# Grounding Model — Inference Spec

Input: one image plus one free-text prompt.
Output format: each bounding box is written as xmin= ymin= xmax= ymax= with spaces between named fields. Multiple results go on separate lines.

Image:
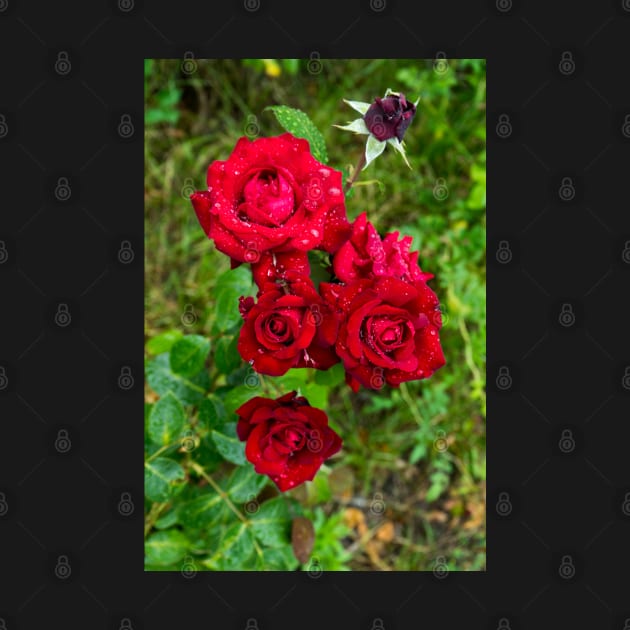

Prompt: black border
xmin=2 ymin=1 xmax=630 ymax=628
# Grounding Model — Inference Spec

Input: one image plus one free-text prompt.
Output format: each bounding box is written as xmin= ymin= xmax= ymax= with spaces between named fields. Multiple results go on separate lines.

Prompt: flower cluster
xmin=191 ymin=101 xmax=445 ymax=491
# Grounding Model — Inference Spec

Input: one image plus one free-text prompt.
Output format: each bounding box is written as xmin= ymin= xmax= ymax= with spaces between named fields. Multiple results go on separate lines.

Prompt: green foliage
xmin=305 ymin=506 xmax=353 ymax=571
xmin=144 ymin=59 xmax=181 ymax=126
xmin=148 ymin=392 xmax=186 ymax=446
xmin=143 ymin=331 xmax=336 ymax=570
xmin=169 ymin=334 xmax=211 ymax=377
xmin=145 ymin=457 xmax=186 ymax=502
xmin=145 ymin=58 xmax=486 ymax=571
xmin=265 ymin=105 xmax=328 ymax=163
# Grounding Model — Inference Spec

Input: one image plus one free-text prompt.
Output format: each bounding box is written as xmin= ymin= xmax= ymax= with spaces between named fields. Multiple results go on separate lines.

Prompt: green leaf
xmin=364 ymin=134 xmax=387 ymax=169
xmin=343 ymin=99 xmax=371 ymax=115
xmin=226 ymin=364 xmax=252 ymax=387
xmin=222 ymin=384 xmax=262 ymax=417
xmin=228 ymin=463 xmax=268 ymax=503
xmin=334 ymin=117 xmax=370 ymax=134
xmin=216 ymin=265 xmax=254 ymax=295
xmin=144 ymin=457 xmax=185 ymax=502
xmin=214 ymin=288 xmax=243 ymax=332
xmin=211 ymin=430 xmax=246 ymax=466
xmin=148 ymin=391 xmax=186 ymax=446
xmin=178 ymin=488 xmax=223 ymax=529
xmin=146 ymin=329 xmax=183 ymax=355
xmin=314 ymin=362 xmax=345 ymax=387
xmin=145 ymin=530 xmax=189 ymax=566
xmin=154 ymin=508 xmax=179 ymax=530
xmin=193 ymin=434 xmax=224 ymax=472
xmin=302 ymin=383 xmax=328 ymax=409
xmin=263 ymin=545 xmax=300 ymax=570
xmin=273 ymin=368 xmax=309 ymax=392
xmin=265 ymin=105 xmax=328 ymax=163
xmin=386 ymin=136 xmax=411 ymax=169
xmin=202 ymin=522 xmax=256 ymax=571
xmin=198 ymin=394 xmax=226 ymax=430
xmin=214 ymin=335 xmax=242 ymax=375
xmin=147 ymin=354 xmax=210 ymax=405
xmin=251 ymin=497 xmax=292 ymax=547
xmin=169 ymin=335 xmax=211 ymax=377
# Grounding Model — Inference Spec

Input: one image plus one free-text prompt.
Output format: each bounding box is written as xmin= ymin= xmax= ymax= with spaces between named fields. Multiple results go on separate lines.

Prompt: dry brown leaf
xmin=375 ymin=521 xmax=395 ymax=542
xmin=291 ymin=517 xmax=315 ymax=564
xmin=426 ymin=510 xmax=449 ymax=524
xmin=344 ymin=507 xmax=367 ymax=536
xmin=463 ymin=499 xmax=485 ymax=531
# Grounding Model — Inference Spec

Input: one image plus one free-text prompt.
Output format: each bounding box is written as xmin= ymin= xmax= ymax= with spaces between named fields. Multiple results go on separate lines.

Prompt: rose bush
xmin=188 ymin=105 xmax=444 ymax=493
xmin=236 ymin=391 xmax=343 ymax=491
xmin=191 ymin=133 xmax=351 ymax=263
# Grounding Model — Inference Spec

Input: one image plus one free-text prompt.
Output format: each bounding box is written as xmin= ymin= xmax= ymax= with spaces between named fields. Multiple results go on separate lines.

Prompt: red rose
xmin=333 ymin=212 xmax=433 ymax=284
xmin=191 ymin=133 xmax=351 ymax=263
xmin=238 ymin=272 xmax=340 ymax=376
xmin=236 ymin=391 xmax=342 ymax=491
xmin=321 ymin=276 xmax=445 ymax=392
xmin=250 ymin=250 xmax=310 ymax=290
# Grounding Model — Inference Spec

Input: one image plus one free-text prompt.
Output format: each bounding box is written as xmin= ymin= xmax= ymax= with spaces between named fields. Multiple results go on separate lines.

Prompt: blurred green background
xmin=145 ymin=58 xmax=486 ymax=571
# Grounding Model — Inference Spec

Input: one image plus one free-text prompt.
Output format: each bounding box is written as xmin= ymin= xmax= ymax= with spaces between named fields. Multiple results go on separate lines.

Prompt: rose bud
xmin=190 ymin=133 xmax=351 ymax=263
xmin=237 ymin=272 xmax=341 ymax=376
xmin=363 ymin=92 xmax=416 ymax=142
xmin=236 ymin=391 xmax=342 ymax=491
xmin=320 ymin=276 xmax=445 ymax=392
xmin=333 ymin=212 xmax=434 ymax=284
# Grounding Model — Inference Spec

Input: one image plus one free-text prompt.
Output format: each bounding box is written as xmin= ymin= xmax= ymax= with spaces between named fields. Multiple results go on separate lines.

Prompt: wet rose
xmin=250 ymin=250 xmax=311 ymax=290
xmin=333 ymin=212 xmax=434 ymax=284
xmin=321 ymin=276 xmax=445 ymax=392
xmin=190 ymin=133 xmax=351 ymax=263
xmin=364 ymin=93 xmax=416 ymax=142
xmin=236 ymin=391 xmax=342 ymax=491
xmin=238 ymin=272 xmax=341 ymax=376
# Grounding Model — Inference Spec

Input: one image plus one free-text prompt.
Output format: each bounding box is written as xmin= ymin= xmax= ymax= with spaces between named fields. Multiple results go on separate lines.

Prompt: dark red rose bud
xmin=364 ymin=93 xmax=416 ymax=142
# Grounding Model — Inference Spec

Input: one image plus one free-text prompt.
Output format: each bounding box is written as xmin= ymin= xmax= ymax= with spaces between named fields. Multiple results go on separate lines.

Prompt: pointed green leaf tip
xmin=387 ymin=137 xmax=412 ymax=169
xmin=343 ymin=99 xmax=371 ymax=115
xmin=265 ymin=105 xmax=328 ymax=163
xmin=364 ymin=134 xmax=387 ymax=169
xmin=333 ymin=118 xmax=370 ymax=135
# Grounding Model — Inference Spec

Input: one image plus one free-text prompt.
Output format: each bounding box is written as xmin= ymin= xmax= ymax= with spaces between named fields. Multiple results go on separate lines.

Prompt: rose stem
xmin=344 ymin=151 xmax=366 ymax=193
